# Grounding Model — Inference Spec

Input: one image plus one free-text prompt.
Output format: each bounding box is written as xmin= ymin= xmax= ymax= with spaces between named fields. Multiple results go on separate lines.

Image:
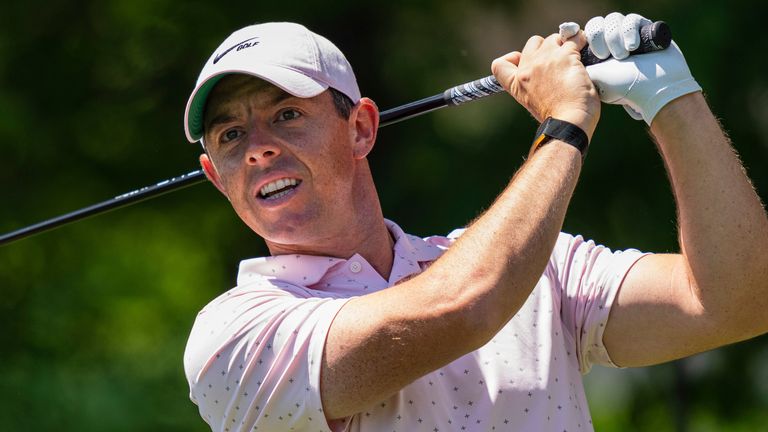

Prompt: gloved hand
xmin=580 ymin=12 xmax=702 ymax=125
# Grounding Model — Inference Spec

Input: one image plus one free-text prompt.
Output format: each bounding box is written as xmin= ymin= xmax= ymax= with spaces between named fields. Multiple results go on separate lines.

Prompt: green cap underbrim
xmin=186 ymin=74 xmax=230 ymax=142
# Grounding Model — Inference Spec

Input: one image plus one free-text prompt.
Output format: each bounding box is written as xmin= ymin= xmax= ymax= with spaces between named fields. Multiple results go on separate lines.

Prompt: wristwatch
xmin=530 ymin=117 xmax=589 ymax=159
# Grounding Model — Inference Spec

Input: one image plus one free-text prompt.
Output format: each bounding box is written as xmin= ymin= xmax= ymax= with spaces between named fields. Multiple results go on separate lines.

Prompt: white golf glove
xmin=578 ymin=12 xmax=702 ymax=125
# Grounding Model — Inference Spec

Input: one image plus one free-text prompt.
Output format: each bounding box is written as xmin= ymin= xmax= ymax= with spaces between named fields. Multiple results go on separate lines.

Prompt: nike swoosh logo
xmin=213 ymin=37 xmax=260 ymax=64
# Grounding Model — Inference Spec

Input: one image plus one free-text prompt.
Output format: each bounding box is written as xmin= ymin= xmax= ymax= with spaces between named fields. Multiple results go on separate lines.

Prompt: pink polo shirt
xmin=184 ymin=220 xmax=646 ymax=432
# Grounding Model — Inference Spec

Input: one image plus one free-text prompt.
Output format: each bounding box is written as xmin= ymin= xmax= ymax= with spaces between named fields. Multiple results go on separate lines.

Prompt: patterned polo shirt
xmin=184 ymin=219 xmax=645 ymax=432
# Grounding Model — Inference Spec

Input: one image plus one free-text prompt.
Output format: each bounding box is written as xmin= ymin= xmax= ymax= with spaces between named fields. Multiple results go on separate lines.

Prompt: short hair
xmin=329 ymin=87 xmax=355 ymax=119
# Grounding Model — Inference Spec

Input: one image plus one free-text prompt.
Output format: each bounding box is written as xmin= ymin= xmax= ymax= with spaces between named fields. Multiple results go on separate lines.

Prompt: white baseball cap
xmin=183 ymin=22 xmax=361 ymax=143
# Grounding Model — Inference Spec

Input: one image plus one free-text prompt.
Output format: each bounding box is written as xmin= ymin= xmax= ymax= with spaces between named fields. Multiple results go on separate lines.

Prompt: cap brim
xmin=184 ymin=65 xmax=329 ymax=143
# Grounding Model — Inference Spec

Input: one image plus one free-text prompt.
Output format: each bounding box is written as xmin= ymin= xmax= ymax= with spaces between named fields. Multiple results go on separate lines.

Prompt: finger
xmin=495 ymin=50 xmax=523 ymax=67
xmin=604 ymin=12 xmax=630 ymax=59
xmin=521 ymin=35 xmax=545 ymax=56
xmin=505 ymin=51 xmax=523 ymax=66
xmin=491 ymin=51 xmax=521 ymax=90
xmin=585 ymin=16 xmax=610 ymax=59
xmin=622 ymin=13 xmax=652 ymax=51
xmin=560 ymin=29 xmax=587 ymax=53
xmin=542 ymin=32 xmax=563 ymax=48
xmin=558 ymin=21 xmax=580 ymax=41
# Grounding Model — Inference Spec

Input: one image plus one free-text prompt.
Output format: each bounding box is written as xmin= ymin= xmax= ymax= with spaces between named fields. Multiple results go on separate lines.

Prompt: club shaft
xmin=1 ymin=21 xmax=672 ymax=246
xmin=0 ymin=99 xmax=456 ymax=247
xmin=1 ymin=171 xmax=207 ymax=246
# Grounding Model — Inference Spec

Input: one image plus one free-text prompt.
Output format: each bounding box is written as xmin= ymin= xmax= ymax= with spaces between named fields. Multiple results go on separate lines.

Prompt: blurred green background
xmin=1 ymin=0 xmax=766 ymax=430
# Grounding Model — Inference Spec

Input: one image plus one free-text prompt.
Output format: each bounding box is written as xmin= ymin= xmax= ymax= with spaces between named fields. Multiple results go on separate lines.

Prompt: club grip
xmin=443 ymin=21 xmax=672 ymax=107
xmin=442 ymin=75 xmax=506 ymax=106
xmin=580 ymin=20 xmax=672 ymax=66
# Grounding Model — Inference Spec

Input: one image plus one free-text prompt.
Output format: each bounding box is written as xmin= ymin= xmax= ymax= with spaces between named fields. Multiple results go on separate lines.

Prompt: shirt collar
xmin=236 ymin=219 xmax=444 ymax=288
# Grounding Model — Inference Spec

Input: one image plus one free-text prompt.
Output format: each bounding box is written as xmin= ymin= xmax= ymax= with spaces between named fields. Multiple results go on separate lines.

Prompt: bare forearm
xmin=322 ymin=142 xmax=582 ymax=419
xmin=426 ymin=142 xmax=582 ymax=339
xmin=651 ymin=92 xmax=768 ymax=336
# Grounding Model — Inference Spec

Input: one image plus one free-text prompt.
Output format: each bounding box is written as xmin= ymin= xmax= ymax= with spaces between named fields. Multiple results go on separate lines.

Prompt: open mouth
xmin=258 ymin=177 xmax=302 ymax=200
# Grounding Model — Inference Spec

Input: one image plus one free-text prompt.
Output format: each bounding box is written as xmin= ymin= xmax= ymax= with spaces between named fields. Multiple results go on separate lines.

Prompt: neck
xmin=266 ymin=215 xmax=395 ymax=279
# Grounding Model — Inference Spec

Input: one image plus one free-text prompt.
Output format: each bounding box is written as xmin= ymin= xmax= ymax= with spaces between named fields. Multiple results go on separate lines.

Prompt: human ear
xmin=350 ymin=97 xmax=379 ymax=159
xmin=199 ymin=153 xmax=227 ymax=196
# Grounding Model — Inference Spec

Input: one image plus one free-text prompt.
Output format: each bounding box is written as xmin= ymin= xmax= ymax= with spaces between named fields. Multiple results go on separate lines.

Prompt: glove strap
xmin=530 ymin=117 xmax=589 ymax=160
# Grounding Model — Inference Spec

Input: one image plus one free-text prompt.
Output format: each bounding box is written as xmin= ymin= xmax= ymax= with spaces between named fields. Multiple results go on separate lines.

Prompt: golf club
xmin=0 ymin=21 xmax=671 ymax=247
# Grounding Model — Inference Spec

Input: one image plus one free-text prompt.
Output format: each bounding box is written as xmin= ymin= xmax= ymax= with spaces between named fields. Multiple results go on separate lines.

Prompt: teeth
xmin=259 ymin=178 xmax=299 ymax=198
xmin=267 ymin=189 xmax=292 ymax=200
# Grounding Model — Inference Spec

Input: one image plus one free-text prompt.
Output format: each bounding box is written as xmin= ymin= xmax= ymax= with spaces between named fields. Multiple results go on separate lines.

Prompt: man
xmin=182 ymin=13 xmax=768 ymax=432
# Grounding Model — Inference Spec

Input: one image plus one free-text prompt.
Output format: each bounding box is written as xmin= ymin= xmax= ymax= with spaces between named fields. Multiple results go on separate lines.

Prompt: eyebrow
xmin=205 ymin=114 xmax=238 ymax=133
xmin=204 ymin=89 xmax=298 ymax=133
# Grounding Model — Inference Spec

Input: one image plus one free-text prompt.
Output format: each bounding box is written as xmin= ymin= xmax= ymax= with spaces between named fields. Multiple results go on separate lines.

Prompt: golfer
xmin=182 ymin=12 xmax=768 ymax=432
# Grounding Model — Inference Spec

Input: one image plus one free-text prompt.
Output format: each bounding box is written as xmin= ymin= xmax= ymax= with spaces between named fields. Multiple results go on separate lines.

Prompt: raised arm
xmin=603 ymin=92 xmax=768 ymax=366
xmin=321 ymin=32 xmax=600 ymax=419
xmin=580 ymin=12 xmax=768 ymax=366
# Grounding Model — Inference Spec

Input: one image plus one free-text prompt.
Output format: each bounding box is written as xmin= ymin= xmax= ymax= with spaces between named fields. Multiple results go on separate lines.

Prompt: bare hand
xmin=492 ymin=32 xmax=601 ymax=139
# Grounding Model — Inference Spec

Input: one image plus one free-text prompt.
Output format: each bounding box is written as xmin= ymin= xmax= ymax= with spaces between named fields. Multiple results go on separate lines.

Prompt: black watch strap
xmin=531 ymin=117 xmax=589 ymax=159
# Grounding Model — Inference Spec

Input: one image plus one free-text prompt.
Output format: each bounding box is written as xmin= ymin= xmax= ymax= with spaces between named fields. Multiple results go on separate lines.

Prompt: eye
xmin=220 ymin=128 xmax=243 ymax=144
xmin=277 ymin=109 xmax=301 ymax=122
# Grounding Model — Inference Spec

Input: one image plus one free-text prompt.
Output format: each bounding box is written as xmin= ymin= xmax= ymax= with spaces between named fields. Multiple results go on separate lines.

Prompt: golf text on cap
xmin=213 ymin=37 xmax=260 ymax=64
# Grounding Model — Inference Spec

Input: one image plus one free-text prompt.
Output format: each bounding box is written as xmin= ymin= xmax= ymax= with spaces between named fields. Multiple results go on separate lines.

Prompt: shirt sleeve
xmin=551 ymin=233 xmax=647 ymax=374
xmin=183 ymin=278 xmax=350 ymax=432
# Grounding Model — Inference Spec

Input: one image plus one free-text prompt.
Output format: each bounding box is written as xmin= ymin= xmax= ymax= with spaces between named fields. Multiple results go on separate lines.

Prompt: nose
xmin=245 ymin=131 xmax=281 ymax=165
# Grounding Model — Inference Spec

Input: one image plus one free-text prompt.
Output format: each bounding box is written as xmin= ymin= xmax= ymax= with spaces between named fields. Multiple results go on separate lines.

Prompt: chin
xmin=250 ymin=211 xmax=325 ymax=246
